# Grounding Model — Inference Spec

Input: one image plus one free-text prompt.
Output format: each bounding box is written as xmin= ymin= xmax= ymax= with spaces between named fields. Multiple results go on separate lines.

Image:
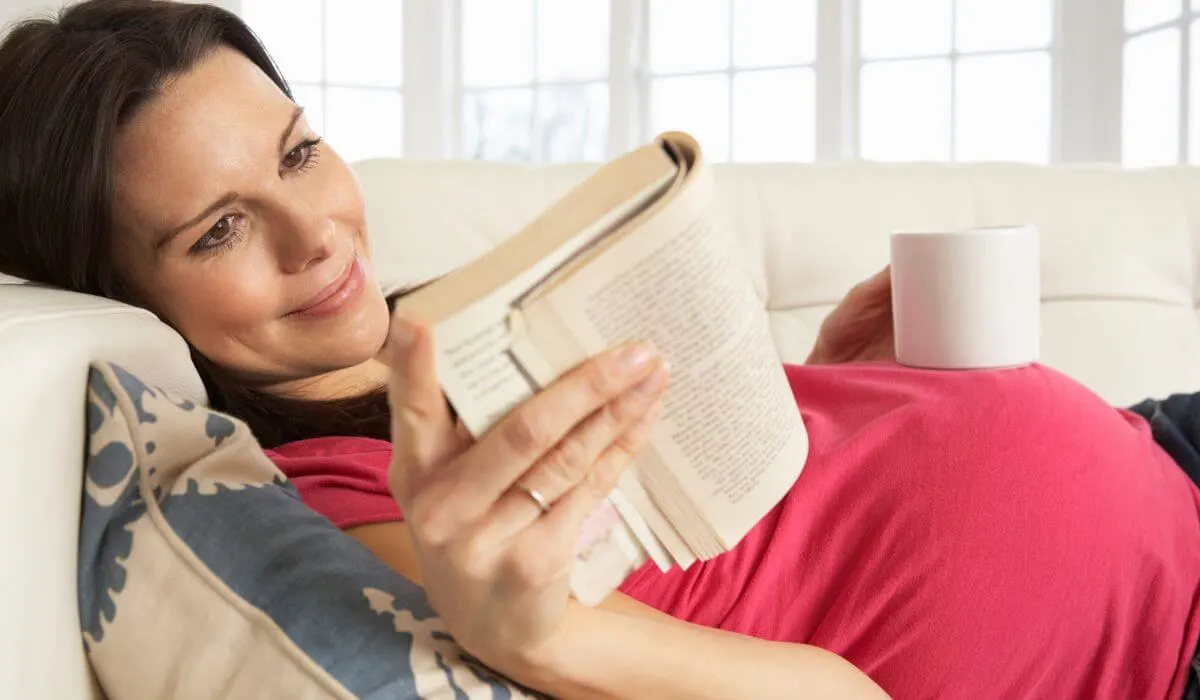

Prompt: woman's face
xmin=112 ymin=46 xmax=390 ymax=391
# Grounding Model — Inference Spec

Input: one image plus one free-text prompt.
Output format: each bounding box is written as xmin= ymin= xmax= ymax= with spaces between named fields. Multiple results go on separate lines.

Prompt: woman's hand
xmin=806 ymin=266 xmax=896 ymax=365
xmin=385 ymin=309 xmax=667 ymax=675
xmin=381 ymin=310 xmax=888 ymax=699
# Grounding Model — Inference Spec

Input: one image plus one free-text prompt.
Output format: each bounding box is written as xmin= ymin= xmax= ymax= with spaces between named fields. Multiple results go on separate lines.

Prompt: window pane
xmin=1122 ymin=28 xmax=1181 ymax=167
xmin=242 ymin=0 xmax=323 ymax=83
xmin=538 ymin=84 xmax=608 ymax=162
xmin=1190 ymin=18 xmax=1200 ymax=163
xmin=1191 ymin=20 xmax=1200 ymax=163
xmin=290 ymin=84 xmax=325 ymax=135
xmin=732 ymin=69 xmax=814 ymax=162
xmin=860 ymin=59 xmax=951 ymax=161
xmin=463 ymin=88 xmax=534 ymax=161
xmin=956 ymin=52 xmax=1050 ymax=163
xmin=463 ymin=0 xmax=534 ymax=87
xmin=325 ymin=88 xmax=403 ymax=163
xmin=956 ymin=0 xmax=1051 ymax=52
xmin=325 ymin=0 xmax=403 ymax=87
xmin=860 ymin=0 xmax=951 ymax=59
xmin=649 ymin=0 xmax=730 ymax=74
xmin=733 ymin=0 xmax=817 ymax=68
xmin=537 ymin=0 xmax=608 ymax=81
xmin=1125 ymin=0 xmax=1182 ymax=33
xmin=651 ymin=74 xmax=730 ymax=161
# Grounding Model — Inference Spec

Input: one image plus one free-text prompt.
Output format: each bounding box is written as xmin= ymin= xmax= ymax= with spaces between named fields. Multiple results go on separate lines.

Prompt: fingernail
xmin=634 ymin=366 xmax=667 ymax=396
xmin=618 ymin=342 xmax=658 ymax=375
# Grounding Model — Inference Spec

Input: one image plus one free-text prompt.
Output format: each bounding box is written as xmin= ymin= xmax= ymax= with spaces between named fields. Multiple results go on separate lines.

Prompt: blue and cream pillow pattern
xmin=80 ymin=361 xmax=537 ymax=699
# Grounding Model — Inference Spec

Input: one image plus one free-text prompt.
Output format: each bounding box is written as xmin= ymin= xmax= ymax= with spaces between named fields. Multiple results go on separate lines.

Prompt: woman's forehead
xmin=112 ymin=47 xmax=295 ymax=238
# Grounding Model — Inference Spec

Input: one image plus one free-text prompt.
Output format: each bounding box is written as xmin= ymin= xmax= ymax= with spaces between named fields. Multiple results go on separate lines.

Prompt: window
xmin=459 ymin=0 xmax=610 ymax=162
xmin=451 ymin=0 xmax=817 ymax=164
xmin=644 ymin=0 xmax=817 ymax=163
xmin=242 ymin=0 xmax=405 ymax=164
xmin=231 ymin=1 xmax=1169 ymax=167
xmin=859 ymin=0 xmax=1053 ymax=163
xmin=1121 ymin=0 xmax=1200 ymax=167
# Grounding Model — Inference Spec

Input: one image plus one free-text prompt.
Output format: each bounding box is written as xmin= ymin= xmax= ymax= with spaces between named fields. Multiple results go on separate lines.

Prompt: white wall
xmin=0 ymin=0 xmax=58 ymax=30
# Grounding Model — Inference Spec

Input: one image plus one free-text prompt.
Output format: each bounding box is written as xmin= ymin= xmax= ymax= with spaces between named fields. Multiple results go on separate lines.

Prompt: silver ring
xmin=517 ymin=484 xmax=551 ymax=514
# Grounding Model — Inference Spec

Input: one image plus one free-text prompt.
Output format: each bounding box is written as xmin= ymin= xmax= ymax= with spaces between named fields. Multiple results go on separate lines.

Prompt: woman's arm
xmin=380 ymin=310 xmax=888 ymax=699
xmin=350 ymin=522 xmax=885 ymax=700
xmin=513 ymin=602 xmax=884 ymax=700
xmin=348 ymin=520 xmax=680 ymax=624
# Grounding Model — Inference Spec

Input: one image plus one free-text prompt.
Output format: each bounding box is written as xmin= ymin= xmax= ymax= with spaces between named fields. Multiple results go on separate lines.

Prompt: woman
xmin=2 ymin=2 xmax=1199 ymax=698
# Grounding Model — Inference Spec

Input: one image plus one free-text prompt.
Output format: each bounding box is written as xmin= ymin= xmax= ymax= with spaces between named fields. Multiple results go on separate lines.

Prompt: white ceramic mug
xmin=890 ymin=225 xmax=1040 ymax=370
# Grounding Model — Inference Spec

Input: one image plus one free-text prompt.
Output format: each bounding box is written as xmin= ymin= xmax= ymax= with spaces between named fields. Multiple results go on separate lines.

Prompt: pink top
xmin=268 ymin=362 xmax=1200 ymax=698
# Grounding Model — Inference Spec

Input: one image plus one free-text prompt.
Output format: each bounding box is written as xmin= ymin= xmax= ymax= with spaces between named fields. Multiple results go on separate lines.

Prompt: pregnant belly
xmin=621 ymin=362 xmax=1200 ymax=699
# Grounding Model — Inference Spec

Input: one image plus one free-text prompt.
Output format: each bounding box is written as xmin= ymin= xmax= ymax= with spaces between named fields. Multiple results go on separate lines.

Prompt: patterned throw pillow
xmin=79 ymin=361 xmax=538 ymax=699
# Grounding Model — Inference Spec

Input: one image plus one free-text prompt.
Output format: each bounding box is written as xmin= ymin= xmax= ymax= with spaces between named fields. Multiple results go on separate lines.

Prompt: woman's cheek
xmin=315 ymin=152 xmax=368 ymax=236
xmin=168 ymin=256 xmax=281 ymax=336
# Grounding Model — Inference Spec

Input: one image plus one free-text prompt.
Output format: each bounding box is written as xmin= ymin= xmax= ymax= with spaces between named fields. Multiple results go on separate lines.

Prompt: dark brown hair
xmin=0 ymin=0 xmax=390 ymax=448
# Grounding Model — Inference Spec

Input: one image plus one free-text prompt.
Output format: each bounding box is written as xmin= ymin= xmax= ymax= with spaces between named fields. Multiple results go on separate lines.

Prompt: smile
xmin=290 ymin=256 xmax=366 ymax=319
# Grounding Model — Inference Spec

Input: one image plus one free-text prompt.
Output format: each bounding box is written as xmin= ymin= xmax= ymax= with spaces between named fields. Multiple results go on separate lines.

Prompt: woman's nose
xmin=276 ymin=202 xmax=336 ymax=274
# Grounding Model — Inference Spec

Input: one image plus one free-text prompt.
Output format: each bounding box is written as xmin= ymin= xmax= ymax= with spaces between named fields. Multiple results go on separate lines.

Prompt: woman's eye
xmin=207 ymin=216 xmax=234 ymax=242
xmin=282 ymin=144 xmax=308 ymax=170
xmin=281 ymin=137 xmax=322 ymax=173
xmin=189 ymin=214 xmax=242 ymax=255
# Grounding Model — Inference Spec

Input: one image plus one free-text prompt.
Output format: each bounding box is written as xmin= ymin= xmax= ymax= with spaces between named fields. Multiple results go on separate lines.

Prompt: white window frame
xmin=859 ymin=5 xmax=1055 ymax=162
xmin=456 ymin=1 xmax=613 ymax=162
xmin=402 ymin=0 xmax=456 ymax=159
xmin=232 ymin=0 xmax=1137 ymax=165
xmin=629 ymin=1 xmax=821 ymax=162
xmin=1057 ymin=0 xmax=1124 ymax=163
xmin=1121 ymin=0 xmax=1200 ymax=165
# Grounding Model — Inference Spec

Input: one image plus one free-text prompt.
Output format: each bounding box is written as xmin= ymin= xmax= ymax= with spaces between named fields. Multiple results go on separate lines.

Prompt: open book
xmin=393 ymin=132 xmax=809 ymax=604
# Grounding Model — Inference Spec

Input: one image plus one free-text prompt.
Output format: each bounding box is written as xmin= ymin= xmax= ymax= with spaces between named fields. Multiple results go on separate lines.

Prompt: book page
xmin=516 ymin=166 xmax=809 ymax=551
xmin=413 ymin=131 xmax=690 ymax=438
xmin=431 ymin=308 xmax=535 ymax=437
xmin=427 ymin=146 xmax=679 ymax=435
xmin=395 ymin=146 xmax=678 ymax=324
xmin=569 ymin=502 xmax=649 ymax=606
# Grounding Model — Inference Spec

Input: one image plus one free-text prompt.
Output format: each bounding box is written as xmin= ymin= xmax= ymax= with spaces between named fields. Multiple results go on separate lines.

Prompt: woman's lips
xmin=291 ymin=256 xmax=366 ymax=319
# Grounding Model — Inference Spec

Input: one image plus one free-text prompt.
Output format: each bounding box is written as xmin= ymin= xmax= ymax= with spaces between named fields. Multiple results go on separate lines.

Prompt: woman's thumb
xmin=387 ymin=309 xmax=455 ymax=466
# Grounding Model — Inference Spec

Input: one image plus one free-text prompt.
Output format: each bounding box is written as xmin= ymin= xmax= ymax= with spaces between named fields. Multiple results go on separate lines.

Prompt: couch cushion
xmin=0 ymin=286 xmax=204 ymax=700
xmin=354 ymin=158 xmax=1200 ymax=406
xmin=79 ymin=361 xmax=533 ymax=700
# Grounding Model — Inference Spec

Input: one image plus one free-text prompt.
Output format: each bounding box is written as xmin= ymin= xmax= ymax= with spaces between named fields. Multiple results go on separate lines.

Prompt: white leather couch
xmin=5 ymin=159 xmax=1200 ymax=699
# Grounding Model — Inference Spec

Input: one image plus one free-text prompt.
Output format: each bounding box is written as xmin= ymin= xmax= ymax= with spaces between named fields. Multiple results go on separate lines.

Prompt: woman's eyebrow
xmin=153 ymin=107 xmax=306 ymax=252
xmin=278 ymin=106 xmax=304 ymax=154
xmin=155 ymin=192 xmax=239 ymax=252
